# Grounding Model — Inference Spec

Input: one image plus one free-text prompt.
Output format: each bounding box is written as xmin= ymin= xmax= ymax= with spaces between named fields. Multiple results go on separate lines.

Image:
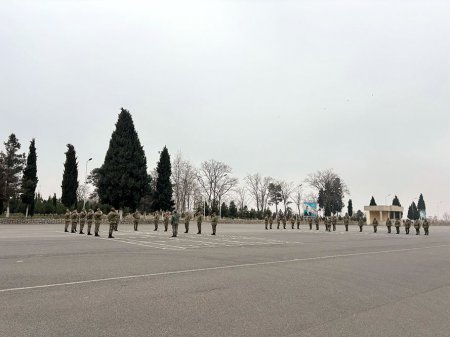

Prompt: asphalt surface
xmin=1 ymin=223 xmax=449 ymax=337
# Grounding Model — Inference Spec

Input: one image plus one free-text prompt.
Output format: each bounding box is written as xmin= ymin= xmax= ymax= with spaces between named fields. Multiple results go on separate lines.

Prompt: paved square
xmin=1 ymin=223 xmax=449 ymax=337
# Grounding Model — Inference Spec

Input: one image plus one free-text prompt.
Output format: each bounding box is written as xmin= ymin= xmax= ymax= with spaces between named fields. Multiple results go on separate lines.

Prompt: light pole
xmin=83 ymin=158 xmax=92 ymax=210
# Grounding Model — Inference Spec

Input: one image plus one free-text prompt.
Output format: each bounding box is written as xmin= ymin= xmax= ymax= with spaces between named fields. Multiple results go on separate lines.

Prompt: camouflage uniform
xmin=269 ymin=216 xmax=273 ymax=229
xmin=414 ymin=219 xmax=421 ymax=235
xmin=331 ymin=216 xmax=337 ymax=231
xmin=385 ymin=218 xmax=392 ymax=234
xmin=153 ymin=212 xmax=160 ymax=231
xmin=394 ymin=219 xmax=401 ymax=234
xmin=211 ymin=213 xmax=218 ymax=235
xmin=296 ymin=216 xmax=301 ymax=230
xmin=344 ymin=215 xmax=349 ymax=232
xmin=277 ymin=216 xmax=281 ymax=230
xmin=86 ymin=209 xmax=94 ymax=235
xmin=372 ymin=218 xmax=378 ymax=233
xmin=78 ymin=210 xmax=87 ymax=234
xmin=308 ymin=217 xmax=313 ymax=230
xmin=423 ymin=219 xmax=429 ymax=235
xmin=64 ymin=210 xmax=71 ymax=232
xmin=264 ymin=216 xmax=269 ymax=230
xmin=358 ymin=217 xmax=365 ymax=232
xmin=71 ymin=210 xmax=79 ymax=233
xmin=164 ymin=212 xmax=170 ymax=232
xmin=171 ymin=211 xmax=180 ymax=237
xmin=314 ymin=217 xmax=320 ymax=230
xmin=404 ymin=219 xmax=411 ymax=234
xmin=197 ymin=213 xmax=203 ymax=234
xmin=290 ymin=217 xmax=295 ymax=229
xmin=133 ymin=211 xmax=141 ymax=231
xmin=326 ymin=217 xmax=331 ymax=232
xmin=184 ymin=212 xmax=191 ymax=233
xmin=94 ymin=209 xmax=103 ymax=237
xmin=107 ymin=208 xmax=119 ymax=238
xmin=282 ymin=216 xmax=287 ymax=230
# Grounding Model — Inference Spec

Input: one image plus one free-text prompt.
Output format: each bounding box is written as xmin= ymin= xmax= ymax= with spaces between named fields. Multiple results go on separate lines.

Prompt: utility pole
xmin=82 ymin=158 xmax=92 ymax=210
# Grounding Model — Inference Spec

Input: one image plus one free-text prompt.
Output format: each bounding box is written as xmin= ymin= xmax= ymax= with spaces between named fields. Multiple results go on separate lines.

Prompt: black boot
xmin=87 ymin=232 xmax=92 ymax=235
xmin=95 ymin=233 xmax=100 ymax=237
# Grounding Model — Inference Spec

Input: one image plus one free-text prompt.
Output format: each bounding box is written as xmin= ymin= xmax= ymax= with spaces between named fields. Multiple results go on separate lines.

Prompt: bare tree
xmin=235 ymin=186 xmax=248 ymax=212
xmin=197 ymin=159 xmax=238 ymax=210
xmin=244 ymin=173 xmax=272 ymax=213
xmin=172 ymin=152 xmax=198 ymax=212
xmin=291 ymin=184 xmax=303 ymax=216
xmin=305 ymin=169 xmax=349 ymax=194
xmin=279 ymin=180 xmax=295 ymax=214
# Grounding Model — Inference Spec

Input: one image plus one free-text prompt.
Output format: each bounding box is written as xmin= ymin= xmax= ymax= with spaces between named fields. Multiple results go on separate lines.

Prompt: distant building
xmin=364 ymin=205 xmax=404 ymax=224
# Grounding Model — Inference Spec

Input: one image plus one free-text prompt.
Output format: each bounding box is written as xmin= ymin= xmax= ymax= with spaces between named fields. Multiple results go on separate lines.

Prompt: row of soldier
xmin=64 ymin=209 xmax=220 ymax=239
xmin=263 ymin=215 xmax=430 ymax=235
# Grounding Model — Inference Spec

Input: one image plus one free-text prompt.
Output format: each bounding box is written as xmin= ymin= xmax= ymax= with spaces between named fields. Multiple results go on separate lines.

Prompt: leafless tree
xmin=305 ymin=169 xmax=349 ymax=194
xmin=245 ymin=173 xmax=272 ymax=212
xmin=279 ymin=180 xmax=295 ymax=214
xmin=172 ymin=152 xmax=198 ymax=212
xmin=235 ymin=186 xmax=249 ymax=211
xmin=291 ymin=184 xmax=303 ymax=216
xmin=196 ymin=159 xmax=238 ymax=208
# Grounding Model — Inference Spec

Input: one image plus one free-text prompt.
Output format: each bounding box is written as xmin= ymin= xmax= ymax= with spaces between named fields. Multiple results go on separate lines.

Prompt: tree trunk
xmin=6 ymin=204 xmax=10 ymax=218
xmin=25 ymin=205 xmax=29 ymax=218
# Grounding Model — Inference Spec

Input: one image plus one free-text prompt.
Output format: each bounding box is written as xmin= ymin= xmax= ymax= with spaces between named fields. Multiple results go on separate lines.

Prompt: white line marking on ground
xmin=1 ymin=244 xmax=449 ymax=293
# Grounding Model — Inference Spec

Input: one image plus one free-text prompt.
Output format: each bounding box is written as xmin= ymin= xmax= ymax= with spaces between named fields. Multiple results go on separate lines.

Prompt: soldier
xmin=71 ymin=210 xmax=79 ymax=233
xmin=133 ymin=210 xmax=141 ymax=231
xmin=78 ymin=209 xmax=87 ymax=234
xmin=86 ymin=208 xmax=94 ymax=235
xmin=184 ymin=212 xmax=191 ymax=233
xmin=314 ymin=216 xmax=320 ymax=230
xmin=386 ymin=217 xmax=392 ymax=234
xmin=308 ymin=217 xmax=313 ymax=230
xmin=414 ymin=219 xmax=421 ymax=235
xmin=423 ymin=219 xmax=430 ymax=235
xmin=344 ymin=215 xmax=350 ymax=232
xmin=372 ymin=217 xmax=378 ymax=233
xmin=404 ymin=219 xmax=411 ymax=234
xmin=277 ymin=216 xmax=281 ymax=230
xmin=394 ymin=218 xmax=401 ymax=234
xmin=164 ymin=212 xmax=170 ymax=232
xmin=64 ymin=209 xmax=71 ymax=232
xmin=153 ymin=211 xmax=160 ymax=231
xmin=296 ymin=215 xmax=301 ymax=230
xmin=197 ymin=212 xmax=203 ymax=234
xmin=290 ymin=216 xmax=295 ymax=229
xmin=282 ymin=215 xmax=287 ymax=229
xmin=331 ymin=216 xmax=337 ymax=231
xmin=107 ymin=207 xmax=119 ymax=238
xmin=358 ymin=217 xmax=365 ymax=232
xmin=326 ymin=217 xmax=331 ymax=232
xmin=211 ymin=212 xmax=218 ymax=235
xmin=171 ymin=210 xmax=180 ymax=237
xmin=269 ymin=215 xmax=273 ymax=229
xmin=264 ymin=215 xmax=269 ymax=230
xmin=94 ymin=208 xmax=103 ymax=237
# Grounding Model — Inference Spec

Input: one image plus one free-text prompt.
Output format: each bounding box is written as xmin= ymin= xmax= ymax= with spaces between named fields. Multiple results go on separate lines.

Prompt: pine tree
xmin=20 ymin=139 xmax=38 ymax=217
xmin=347 ymin=199 xmax=353 ymax=216
xmin=268 ymin=183 xmax=282 ymax=214
xmin=97 ymin=108 xmax=150 ymax=211
xmin=392 ymin=195 xmax=401 ymax=206
xmin=61 ymin=144 xmax=79 ymax=208
xmin=370 ymin=196 xmax=377 ymax=206
xmin=1 ymin=134 xmax=26 ymax=217
xmin=417 ymin=194 xmax=426 ymax=212
xmin=152 ymin=146 xmax=174 ymax=211
xmin=221 ymin=202 xmax=229 ymax=218
xmin=229 ymin=201 xmax=238 ymax=218
xmin=412 ymin=201 xmax=420 ymax=220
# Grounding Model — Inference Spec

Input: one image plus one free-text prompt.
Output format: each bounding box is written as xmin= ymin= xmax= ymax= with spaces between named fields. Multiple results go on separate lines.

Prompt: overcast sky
xmin=1 ymin=0 xmax=449 ymax=217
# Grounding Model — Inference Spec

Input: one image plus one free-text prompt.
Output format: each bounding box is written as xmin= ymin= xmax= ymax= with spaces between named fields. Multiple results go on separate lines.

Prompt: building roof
xmin=364 ymin=205 xmax=404 ymax=212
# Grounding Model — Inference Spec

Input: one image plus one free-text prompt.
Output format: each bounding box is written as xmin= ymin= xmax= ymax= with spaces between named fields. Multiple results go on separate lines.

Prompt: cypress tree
xmin=61 ymin=144 xmax=79 ymax=208
xmin=97 ymin=108 xmax=150 ymax=210
xmin=229 ymin=201 xmax=238 ymax=218
xmin=152 ymin=146 xmax=174 ymax=211
xmin=412 ymin=201 xmax=420 ymax=220
xmin=347 ymin=199 xmax=353 ymax=216
xmin=21 ymin=139 xmax=38 ymax=217
xmin=417 ymin=194 xmax=426 ymax=212
xmin=370 ymin=196 xmax=377 ymax=206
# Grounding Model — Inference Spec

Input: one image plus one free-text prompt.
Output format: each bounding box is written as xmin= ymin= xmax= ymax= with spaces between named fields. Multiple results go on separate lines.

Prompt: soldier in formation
xmin=79 ymin=209 xmax=87 ymax=234
xmin=171 ymin=210 xmax=180 ymax=237
xmin=269 ymin=215 xmax=273 ymax=229
xmin=164 ymin=212 xmax=170 ymax=232
xmin=331 ymin=216 xmax=337 ymax=231
xmin=358 ymin=217 xmax=365 ymax=232
xmin=133 ymin=210 xmax=141 ymax=231
xmin=395 ymin=218 xmax=401 ymax=234
xmin=211 ymin=212 xmax=218 ymax=235
xmin=404 ymin=219 xmax=411 ymax=234
xmin=423 ymin=219 xmax=430 ymax=235
xmin=86 ymin=209 xmax=94 ymax=235
xmin=414 ymin=219 xmax=421 ymax=235
xmin=64 ymin=209 xmax=71 ymax=232
xmin=264 ymin=215 xmax=269 ymax=230
xmin=94 ymin=208 xmax=103 ymax=237
xmin=184 ymin=212 xmax=192 ymax=233
xmin=343 ymin=215 xmax=349 ymax=232
xmin=71 ymin=210 xmax=78 ymax=233
xmin=386 ymin=217 xmax=392 ymax=234
xmin=372 ymin=217 xmax=378 ymax=233
xmin=314 ymin=216 xmax=320 ymax=230
xmin=282 ymin=215 xmax=287 ymax=230
xmin=308 ymin=217 xmax=313 ymax=230
xmin=296 ymin=216 xmax=301 ymax=230
xmin=107 ymin=208 xmax=119 ymax=239
xmin=197 ymin=212 xmax=203 ymax=234
xmin=290 ymin=216 xmax=295 ymax=229
xmin=153 ymin=211 xmax=160 ymax=231
xmin=277 ymin=216 xmax=281 ymax=230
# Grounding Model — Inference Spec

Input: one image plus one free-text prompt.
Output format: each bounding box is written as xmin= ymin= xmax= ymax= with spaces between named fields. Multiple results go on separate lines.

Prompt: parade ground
xmin=1 ymin=223 xmax=450 ymax=337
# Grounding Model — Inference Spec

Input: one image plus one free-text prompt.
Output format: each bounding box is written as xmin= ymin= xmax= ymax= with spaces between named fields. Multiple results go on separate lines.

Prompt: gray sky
xmin=1 ymin=0 xmax=449 ymax=217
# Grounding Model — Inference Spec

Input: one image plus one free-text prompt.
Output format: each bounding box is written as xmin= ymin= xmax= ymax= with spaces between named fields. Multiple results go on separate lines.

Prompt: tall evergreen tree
xmin=97 ymin=108 xmax=150 ymax=211
xmin=21 ymin=139 xmax=38 ymax=217
xmin=347 ymin=199 xmax=353 ymax=216
xmin=229 ymin=201 xmax=238 ymax=218
xmin=370 ymin=196 xmax=377 ymax=206
xmin=417 ymin=194 xmax=426 ymax=212
xmin=392 ymin=195 xmax=401 ymax=206
xmin=61 ymin=144 xmax=79 ymax=208
xmin=412 ymin=201 xmax=420 ymax=220
xmin=1 ymin=134 xmax=26 ymax=216
xmin=152 ymin=146 xmax=174 ymax=211
xmin=268 ymin=183 xmax=282 ymax=214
